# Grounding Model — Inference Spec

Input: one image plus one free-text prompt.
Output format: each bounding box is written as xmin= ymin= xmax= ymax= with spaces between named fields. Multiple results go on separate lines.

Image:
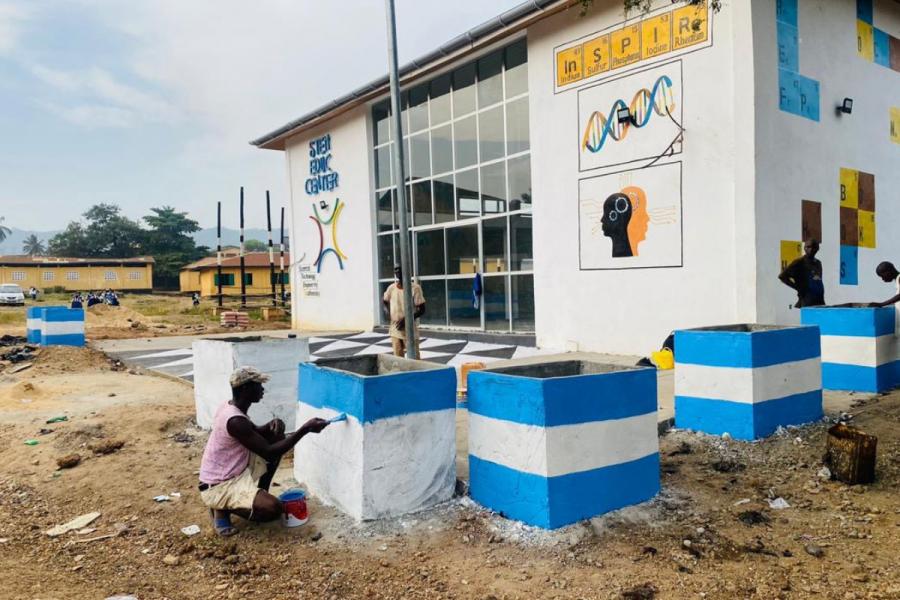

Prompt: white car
xmin=0 ymin=284 xmax=26 ymax=306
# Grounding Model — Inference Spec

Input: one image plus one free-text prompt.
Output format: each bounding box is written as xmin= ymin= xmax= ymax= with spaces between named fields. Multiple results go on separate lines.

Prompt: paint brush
xmin=328 ymin=413 xmax=347 ymax=423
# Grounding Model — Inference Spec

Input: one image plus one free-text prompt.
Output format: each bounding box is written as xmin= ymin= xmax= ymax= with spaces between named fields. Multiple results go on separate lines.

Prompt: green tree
xmin=49 ymin=204 xmax=146 ymax=257
xmin=22 ymin=234 xmax=46 ymax=256
xmin=0 ymin=217 xmax=10 ymax=244
xmin=143 ymin=206 xmax=209 ymax=287
xmin=243 ymin=239 xmax=268 ymax=252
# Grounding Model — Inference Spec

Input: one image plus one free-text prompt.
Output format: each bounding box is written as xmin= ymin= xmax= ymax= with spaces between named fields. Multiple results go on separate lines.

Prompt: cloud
xmin=0 ymin=2 xmax=28 ymax=56
xmin=29 ymin=64 xmax=180 ymax=127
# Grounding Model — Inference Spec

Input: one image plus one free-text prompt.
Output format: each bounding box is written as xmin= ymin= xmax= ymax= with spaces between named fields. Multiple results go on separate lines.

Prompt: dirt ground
xmin=0 ymin=294 xmax=290 ymax=340
xmin=1 ymin=350 xmax=899 ymax=600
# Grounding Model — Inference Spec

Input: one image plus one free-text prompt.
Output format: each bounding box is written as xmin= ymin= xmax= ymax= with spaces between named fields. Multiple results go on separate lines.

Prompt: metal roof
xmin=0 ymin=255 xmax=155 ymax=267
xmin=251 ymin=0 xmax=567 ymax=150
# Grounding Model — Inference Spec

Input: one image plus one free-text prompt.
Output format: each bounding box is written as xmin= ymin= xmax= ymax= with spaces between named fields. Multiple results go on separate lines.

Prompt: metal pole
xmin=279 ymin=207 xmax=287 ymax=307
xmin=266 ymin=191 xmax=277 ymax=308
xmin=216 ymin=201 xmax=223 ymax=307
xmin=384 ymin=0 xmax=417 ymax=359
xmin=239 ymin=186 xmax=247 ymax=309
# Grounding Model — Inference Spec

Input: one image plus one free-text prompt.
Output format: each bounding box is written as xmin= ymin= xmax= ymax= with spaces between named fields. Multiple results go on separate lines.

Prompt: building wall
xmin=179 ymin=270 xmax=201 ymax=293
xmin=0 ymin=264 xmax=154 ymax=291
xmin=753 ymin=0 xmax=900 ymax=324
xmin=283 ymin=106 xmax=377 ymax=332
xmin=191 ymin=266 xmax=286 ymax=298
xmin=527 ymin=0 xmax=753 ymax=354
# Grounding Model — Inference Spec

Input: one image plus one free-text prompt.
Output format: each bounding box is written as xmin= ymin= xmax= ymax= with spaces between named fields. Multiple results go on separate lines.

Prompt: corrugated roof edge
xmin=250 ymin=0 xmax=563 ymax=149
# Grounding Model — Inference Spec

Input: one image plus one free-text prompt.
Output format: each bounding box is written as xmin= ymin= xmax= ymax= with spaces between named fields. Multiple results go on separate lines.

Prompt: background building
xmin=253 ymin=0 xmax=900 ymax=355
xmin=180 ymin=252 xmax=291 ymax=298
xmin=0 ymin=256 xmax=154 ymax=291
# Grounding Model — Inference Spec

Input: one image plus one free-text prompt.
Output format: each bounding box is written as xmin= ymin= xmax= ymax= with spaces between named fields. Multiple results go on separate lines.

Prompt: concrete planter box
xmin=801 ymin=306 xmax=900 ymax=392
xmin=193 ymin=336 xmax=309 ymax=430
xmin=26 ymin=305 xmax=65 ymax=343
xmin=674 ymin=324 xmax=822 ymax=440
xmin=39 ymin=307 xmax=85 ymax=347
xmin=295 ymin=355 xmax=456 ymax=521
xmin=467 ymin=361 xmax=659 ymax=530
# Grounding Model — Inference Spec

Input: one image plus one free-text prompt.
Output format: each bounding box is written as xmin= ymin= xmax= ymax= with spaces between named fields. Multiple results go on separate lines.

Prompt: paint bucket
xmin=279 ymin=489 xmax=309 ymax=527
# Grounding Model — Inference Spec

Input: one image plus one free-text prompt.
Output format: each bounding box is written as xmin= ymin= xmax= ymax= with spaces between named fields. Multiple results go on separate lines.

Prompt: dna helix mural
xmin=580 ymin=75 xmax=676 ymax=154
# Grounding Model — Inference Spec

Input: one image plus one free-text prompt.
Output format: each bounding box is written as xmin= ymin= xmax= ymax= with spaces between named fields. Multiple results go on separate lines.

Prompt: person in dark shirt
xmin=779 ymin=239 xmax=825 ymax=308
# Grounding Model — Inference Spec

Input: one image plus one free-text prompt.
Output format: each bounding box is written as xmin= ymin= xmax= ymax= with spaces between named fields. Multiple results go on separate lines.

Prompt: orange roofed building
xmin=179 ymin=252 xmax=290 ymax=297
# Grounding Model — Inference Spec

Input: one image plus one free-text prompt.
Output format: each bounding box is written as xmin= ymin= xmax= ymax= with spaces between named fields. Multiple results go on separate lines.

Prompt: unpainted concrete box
xmin=467 ymin=361 xmax=660 ymax=530
xmin=674 ymin=324 xmax=823 ymax=440
xmin=801 ymin=306 xmax=900 ymax=392
xmin=294 ymin=355 xmax=456 ymax=521
xmin=193 ymin=336 xmax=310 ymax=430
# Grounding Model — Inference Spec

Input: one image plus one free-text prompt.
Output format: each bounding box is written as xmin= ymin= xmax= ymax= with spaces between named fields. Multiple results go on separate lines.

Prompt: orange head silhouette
xmin=623 ymin=185 xmax=649 ymax=256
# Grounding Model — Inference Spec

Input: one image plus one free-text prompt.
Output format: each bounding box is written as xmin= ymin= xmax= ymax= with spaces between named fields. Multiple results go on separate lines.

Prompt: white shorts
xmin=200 ymin=454 xmax=267 ymax=512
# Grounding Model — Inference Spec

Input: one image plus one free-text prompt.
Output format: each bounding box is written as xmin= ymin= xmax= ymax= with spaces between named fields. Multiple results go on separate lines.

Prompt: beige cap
xmin=229 ymin=366 xmax=271 ymax=388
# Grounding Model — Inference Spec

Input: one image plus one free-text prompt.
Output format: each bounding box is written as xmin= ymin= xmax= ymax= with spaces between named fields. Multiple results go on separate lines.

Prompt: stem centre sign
xmin=305 ymin=134 xmax=339 ymax=195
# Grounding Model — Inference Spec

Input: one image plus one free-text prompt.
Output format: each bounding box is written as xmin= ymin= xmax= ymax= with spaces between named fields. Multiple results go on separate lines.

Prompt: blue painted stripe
xmin=801 ymin=306 xmax=895 ymax=337
xmin=40 ymin=334 xmax=86 ymax=347
xmin=298 ymin=362 xmax=456 ymax=423
xmin=777 ymin=21 xmax=799 ymax=72
xmin=874 ymin=28 xmax=892 ymax=67
xmin=857 ymin=0 xmax=873 ymax=25
xmin=675 ymin=390 xmax=823 ymax=440
xmin=776 ymin=0 xmax=798 ymax=27
xmin=675 ymin=326 xmax=820 ymax=368
xmin=468 ymin=453 xmax=660 ymax=530
xmin=41 ymin=307 xmax=85 ymax=322
xmin=822 ymin=361 xmax=900 ymax=393
xmin=468 ymin=368 xmax=656 ymax=427
xmin=27 ymin=330 xmax=40 ymax=343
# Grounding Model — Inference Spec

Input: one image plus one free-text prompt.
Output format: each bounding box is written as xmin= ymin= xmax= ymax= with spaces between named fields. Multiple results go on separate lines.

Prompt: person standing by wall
xmin=869 ymin=262 xmax=900 ymax=331
xmin=778 ymin=239 xmax=825 ymax=308
xmin=382 ymin=264 xmax=425 ymax=359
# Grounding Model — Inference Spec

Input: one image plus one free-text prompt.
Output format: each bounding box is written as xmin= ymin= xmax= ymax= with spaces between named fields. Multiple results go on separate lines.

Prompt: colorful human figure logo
xmin=309 ymin=198 xmax=347 ymax=272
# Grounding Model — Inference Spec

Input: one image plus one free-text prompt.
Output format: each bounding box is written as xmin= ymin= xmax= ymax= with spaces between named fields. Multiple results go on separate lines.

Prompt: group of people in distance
xmin=70 ymin=289 xmax=119 ymax=309
xmin=778 ymin=239 xmax=900 ymax=310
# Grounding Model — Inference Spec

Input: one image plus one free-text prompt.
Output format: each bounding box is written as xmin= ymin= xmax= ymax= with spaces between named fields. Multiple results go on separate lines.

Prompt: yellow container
xmin=651 ymin=349 xmax=674 ymax=370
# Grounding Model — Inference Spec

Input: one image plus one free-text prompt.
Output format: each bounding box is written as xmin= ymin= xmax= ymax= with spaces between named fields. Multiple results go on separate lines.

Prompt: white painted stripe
xmin=315 ymin=339 xmax=369 ymax=353
xmin=41 ymin=321 xmax=85 ymax=336
xmin=445 ymin=353 xmax=503 ymax=368
xmin=468 ymin=412 xmax=658 ymax=478
xmin=675 ymin=358 xmax=821 ymax=404
xmin=155 ymin=356 xmax=195 ymax=369
xmin=26 ymin=318 xmax=40 ymax=330
xmin=133 ymin=349 xmax=194 ymax=360
xmin=419 ymin=337 xmax=465 ymax=349
xmin=460 ymin=341 xmax=514 ymax=353
xmin=821 ymin=334 xmax=898 ymax=367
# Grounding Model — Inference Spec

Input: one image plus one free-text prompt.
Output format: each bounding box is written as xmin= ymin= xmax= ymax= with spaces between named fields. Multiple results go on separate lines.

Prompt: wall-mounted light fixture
xmin=616 ymin=106 xmax=634 ymax=126
xmin=836 ymin=97 xmax=853 ymax=115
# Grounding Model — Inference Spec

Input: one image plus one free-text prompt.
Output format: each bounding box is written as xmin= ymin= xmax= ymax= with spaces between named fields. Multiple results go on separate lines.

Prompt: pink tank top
xmin=199 ymin=403 xmax=251 ymax=485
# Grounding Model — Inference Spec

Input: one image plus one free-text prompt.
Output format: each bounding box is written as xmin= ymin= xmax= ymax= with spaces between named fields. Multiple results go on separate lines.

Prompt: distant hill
xmin=0 ymin=229 xmax=60 ymax=255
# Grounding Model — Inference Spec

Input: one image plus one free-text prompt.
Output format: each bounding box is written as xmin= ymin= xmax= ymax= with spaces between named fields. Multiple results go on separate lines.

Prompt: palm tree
xmin=22 ymin=234 xmax=46 ymax=256
xmin=0 ymin=217 xmax=10 ymax=244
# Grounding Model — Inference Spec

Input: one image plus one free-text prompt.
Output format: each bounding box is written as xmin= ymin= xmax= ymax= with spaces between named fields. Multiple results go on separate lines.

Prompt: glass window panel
xmin=506 ymin=98 xmax=530 ymax=155
xmin=478 ymin=106 xmax=504 ymax=163
xmin=446 ymin=224 xmax=479 ymax=275
xmin=510 ymin=214 xmax=533 ymax=271
xmin=452 ymin=63 xmax=476 ymax=117
xmin=505 ymin=39 xmax=528 ymax=97
xmin=378 ymin=281 xmax=392 ymax=325
xmin=481 ymin=162 xmax=507 ymax=215
xmin=410 ymin=132 xmax=430 ymax=180
xmin=416 ymin=229 xmax=445 ymax=276
xmin=454 ymin=116 xmax=477 ymax=169
xmin=377 ymin=234 xmax=395 ymax=279
xmin=511 ymin=274 xmax=535 ymax=331
xmin=456 ymin=168 xmax=479 ymax=219
xmin=482 ymin=217 xmax=508 ymax=273
xmin=483 ymin=275 xmax=509 ymax=331
xmin=431 ymin=124 xmax=453 ymax=175
xmin=448 ymin=277 xmax=480 ymax=327
xmin=433 ymin=175 xmax=455 ymax=224
xmin=393 ymin=184 xmax=413 ymax=227
xmin=392 ymin=231 xmax=412 ymax=273
xmin=508 ymin=155 xmax=531 ymax=210
xmin=373 ymin=101 xmax=391 ymax=145
xmin=430 ymin=74 xmax=451 ymax=125
xmin=477 ymin=50 xmax=503 ymax=108
xmin=399 ymin=90 xmax=409 ymax=139
xmin=412 ymin=180 xmax=432 ymax=226
xmin=375 ymin=145 xmax=392 ymax=189
xmin=402 ymin=138 xmax=411 ymax=183
xmin=408 ymin=84 xmax=429 ymax=133
xmin=419 ymin=279 xmax=447 ymax=326
xmin=376 ymin=189 xmax=393 ymax=232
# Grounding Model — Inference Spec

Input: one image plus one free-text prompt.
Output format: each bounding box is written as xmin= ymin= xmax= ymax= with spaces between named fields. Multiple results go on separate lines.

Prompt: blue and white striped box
xmin=467 ymin=361 xmax=659 ymax=530
xmin=294 ymin=355 xmax=457 ymax=521
xmin=26 ymin=305 xmax=65 ymax=343
xmin=801 ymin=307 xmax=900 ymax=392
xmin=39 ymin=307 xmax=85 ymax=347
xmin=674 ymin=324 xmax=822 ymax=440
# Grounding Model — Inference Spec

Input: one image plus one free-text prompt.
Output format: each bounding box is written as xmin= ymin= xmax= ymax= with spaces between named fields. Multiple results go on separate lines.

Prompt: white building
xmin=253 ymin=0 xmax=900 ymax=355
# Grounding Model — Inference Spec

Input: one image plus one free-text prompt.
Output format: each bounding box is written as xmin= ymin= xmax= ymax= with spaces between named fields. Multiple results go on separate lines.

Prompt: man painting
xmin=869 ymin=262 xmax=900 ymax=331
xmin=382 ymin=265 xmax=425 ymax=358
xmin=198 ymin=366 xmax=330 ymax=536
xmin=779 ymin=239 xmax=825 ymax=308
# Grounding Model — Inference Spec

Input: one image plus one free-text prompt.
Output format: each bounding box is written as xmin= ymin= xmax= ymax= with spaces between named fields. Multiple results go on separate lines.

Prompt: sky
xmin=0 ymin=0 xmax=523 ymax=232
